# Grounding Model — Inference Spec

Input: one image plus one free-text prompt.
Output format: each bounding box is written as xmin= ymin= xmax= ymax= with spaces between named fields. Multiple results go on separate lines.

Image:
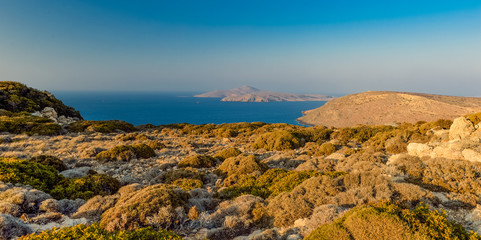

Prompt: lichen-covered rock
xmin=0 ymin=213 xmax=32 ymax=239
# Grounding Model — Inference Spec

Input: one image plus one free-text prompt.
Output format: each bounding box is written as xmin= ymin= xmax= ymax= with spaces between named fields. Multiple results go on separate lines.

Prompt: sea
xmin=53 ymin=91 xmax=326 ymax=126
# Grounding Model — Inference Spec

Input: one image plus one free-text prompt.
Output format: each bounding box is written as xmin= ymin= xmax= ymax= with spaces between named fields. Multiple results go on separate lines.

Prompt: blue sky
xmin=0 ymin=0 xmax=480 ymax=95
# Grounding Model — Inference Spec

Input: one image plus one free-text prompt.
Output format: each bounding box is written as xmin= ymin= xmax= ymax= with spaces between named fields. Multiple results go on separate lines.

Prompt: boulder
xmin=407 ymin=143 xmax=432 ymax=158
xmin=0 ymin=214 xmax=32 ymax=239
xmin=449 ymin=117 xmax=475 ymax=140
xmin=462 ymin=149 xmax=481 ymax=163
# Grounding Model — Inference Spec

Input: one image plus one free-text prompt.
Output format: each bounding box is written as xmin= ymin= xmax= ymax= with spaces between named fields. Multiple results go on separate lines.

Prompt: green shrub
xmin=173 ymin=178 xmax=203 ymax=191
xmin=29 ymin=155 xmax=67 ymax=172
xmin=216 ymin=155 xmax=268 ymax=177
xmin=69 ymin=120 xmax=136 ymax=133
xmin=0 ymin=158 xmax=63 ymax=193
xmin=306 ymin=201 xmax=478 ymax=240
xmin=252 ymin=130 xmax=303 ymax=151
xmin=0 ymin=112 xmax=62 ymax=135
xmin=132 ymin=143 xmax=156 ymax=159
xmin=178 ymin=155 xmax=217 ymax=168
xmin=100 ymin=184 xmax=190 ymax=231
xmin=160 ymin=168 xmax=204 ymax=184
xmin=0 ymin=158 xmax=120 ymax=200
xmin=19 ymin=223 xmax=182 ymax=240
xmin=96 ymin=144 xmax=156 ymax=162
xmin=316 ymin=142 xmax=337 ymax=156
xmin=51 ymin=174 xmax=121 ymax=200
xmin=219 ymin=168 xmax=323 ymax=199
xmin=214 ymin=147 xmax=242 ymax=161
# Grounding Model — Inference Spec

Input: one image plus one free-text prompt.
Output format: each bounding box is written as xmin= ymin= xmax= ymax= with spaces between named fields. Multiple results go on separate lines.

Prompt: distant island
xmin=194 ymin=86 xmax=335 ymax=102
xmin=298 ymin=91 xmax=481 ymax=127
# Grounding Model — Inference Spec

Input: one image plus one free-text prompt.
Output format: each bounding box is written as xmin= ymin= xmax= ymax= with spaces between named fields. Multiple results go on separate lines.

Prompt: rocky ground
xmin=2 ymin=113 xmax=481 ymax=239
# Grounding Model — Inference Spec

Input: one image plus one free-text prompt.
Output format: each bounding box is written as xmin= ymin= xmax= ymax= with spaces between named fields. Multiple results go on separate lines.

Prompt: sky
xmin=0 ymin=0 xmax=480 ymax=96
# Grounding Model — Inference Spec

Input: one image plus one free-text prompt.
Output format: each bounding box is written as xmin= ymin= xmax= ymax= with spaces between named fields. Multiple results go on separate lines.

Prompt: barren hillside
xmin=298 ymin=91 xmax=481 ymax=127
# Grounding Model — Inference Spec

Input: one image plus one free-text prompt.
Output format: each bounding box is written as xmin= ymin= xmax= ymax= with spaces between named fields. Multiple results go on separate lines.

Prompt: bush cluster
xmin=306 ymin=201 xmax=479 ymax=240
xmin=100 ymin=184 xmax=190 ymax=231
xmin=19 ymin=223 xmax=182 ymax=240
xmin=51 ymin=174 xmax=121 ymax=200
xmin=29 ymin=155 xmax=67 ymax=172
xmin=177 ymin=154 xmax=217 ymax=168
xmin=252 ymin=130 xmax=303 ymax=151
xmin=0 ymin=111 xmax=61 ymax=135
xmin=96 ymin=144 xmax=156 ymax=161
xmin=0 ymin=158 xmax=120 ymax=200
xmin=214 ymin=147 xmax=242 ymax=160
xmin=69 ymin=120 xmax=136 ymax=133
xmin=216 ymin=155 xmax=268 ymax=177
xmin=393 ymin=155 xmax=481 ymax=199
xmin=219 ymin=168 xmax=338 ymax=199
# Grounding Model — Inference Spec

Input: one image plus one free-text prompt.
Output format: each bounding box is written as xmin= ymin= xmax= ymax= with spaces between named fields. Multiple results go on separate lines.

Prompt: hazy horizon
xmin=1 ymin=1 xmax=480 ymax=96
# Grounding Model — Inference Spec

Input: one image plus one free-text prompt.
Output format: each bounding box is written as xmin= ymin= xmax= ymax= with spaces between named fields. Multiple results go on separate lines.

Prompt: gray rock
xmin=60 ymin=167 xmax=92 ymax=178
xmin=57 ymin=199 xmax=86 ymax=215
xmin=0 ymin=214 xmax=32 ymax=239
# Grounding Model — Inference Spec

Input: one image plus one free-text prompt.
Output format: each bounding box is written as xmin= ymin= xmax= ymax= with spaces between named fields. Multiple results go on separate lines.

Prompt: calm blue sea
xmin=53 ymin=92 xmax=325 ymax=126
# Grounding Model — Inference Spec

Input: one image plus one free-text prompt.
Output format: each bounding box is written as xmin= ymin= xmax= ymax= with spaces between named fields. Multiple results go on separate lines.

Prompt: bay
xmin=53 ymin=91 xmax=325 ymax=126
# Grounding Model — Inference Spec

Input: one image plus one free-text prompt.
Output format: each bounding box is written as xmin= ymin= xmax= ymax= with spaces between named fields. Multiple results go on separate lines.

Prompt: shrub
xmin=0 ymin=158 xmax=120 ymax=200
xmin=316 ymin=142 xmax=337 ymax=156
xmin=252 ymin=130 xmax=303 ymax=151
xmin=160 ymin=168 xmax=204 ymax=184
xmin=19 ymin=223 xmax=182 ymax=240
xmin=173 ymin=178 xmax=203 ymax=191
xmin=96 ymin=144 xmax=156 ymax=162
xmin=216 ymin=155 xmax=268 ymax=177
xmin=466 ymin=112 xmax=481 ymax=126
xmin=145 ymin=140 xmax=166 ymax=150
xmin=0 ymin=158 xmax=63 ymax=194
xmin=51 ymin=174 xmax=121 ymax=200
xmin=100 ymin=184 xmax=190 ymax=231
xmin=219 ymin=169 xmax=325 ymax=199
xmin=0 ymin=112 xmax=62 ymax=135
xmin=69 ymin=120 xmax=136 ymax=133
xmin=29 ymin=155 xmax=67 ymax=172
xmin=306 ymin=201 xmax=478 ymax=240
xmin=214 ymin=148 xmax=242 ymax=161
xmin=177 ymin=155 xmax=217 ymax=168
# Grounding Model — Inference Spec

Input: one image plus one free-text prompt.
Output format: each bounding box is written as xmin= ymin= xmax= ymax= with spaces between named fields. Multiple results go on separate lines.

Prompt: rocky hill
xmin=0 ymin=81 xmax=82 ymax=119
xmin=298 ymin=91 xmax=481 ymax=127
xmin=195 ymin=86 xmax=335 ymax=102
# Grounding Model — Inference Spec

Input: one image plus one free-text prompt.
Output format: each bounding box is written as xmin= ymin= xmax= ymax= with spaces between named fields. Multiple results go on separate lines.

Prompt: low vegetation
xmin=19 ymin=223 xmax=182 ymax=240
xmin=0 ymin=157 xmax=120 ymax=200
xmin=0 ymin=111 xmax=62 ymax=135
xmin=177 ymin=154 xmax=217 ymax=168
xmin=69 ymin=120 xmax=136 ymax=133
xmin=96 ymin=144 xmax=156 ymax=161
xmin=306 ymin=201 xmax=479 ymax=240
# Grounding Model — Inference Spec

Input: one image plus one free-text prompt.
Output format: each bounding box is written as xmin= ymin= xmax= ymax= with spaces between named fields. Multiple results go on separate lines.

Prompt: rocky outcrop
xmin=0 ymin=214 xmax=32 ymax=239
xmin=449 ymin=117 xmax=476 ymax=140
xmin=32 ymin=107 xmax=79 ymax=126
xmin=0 ymin=81 xmax=82 ymax=119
